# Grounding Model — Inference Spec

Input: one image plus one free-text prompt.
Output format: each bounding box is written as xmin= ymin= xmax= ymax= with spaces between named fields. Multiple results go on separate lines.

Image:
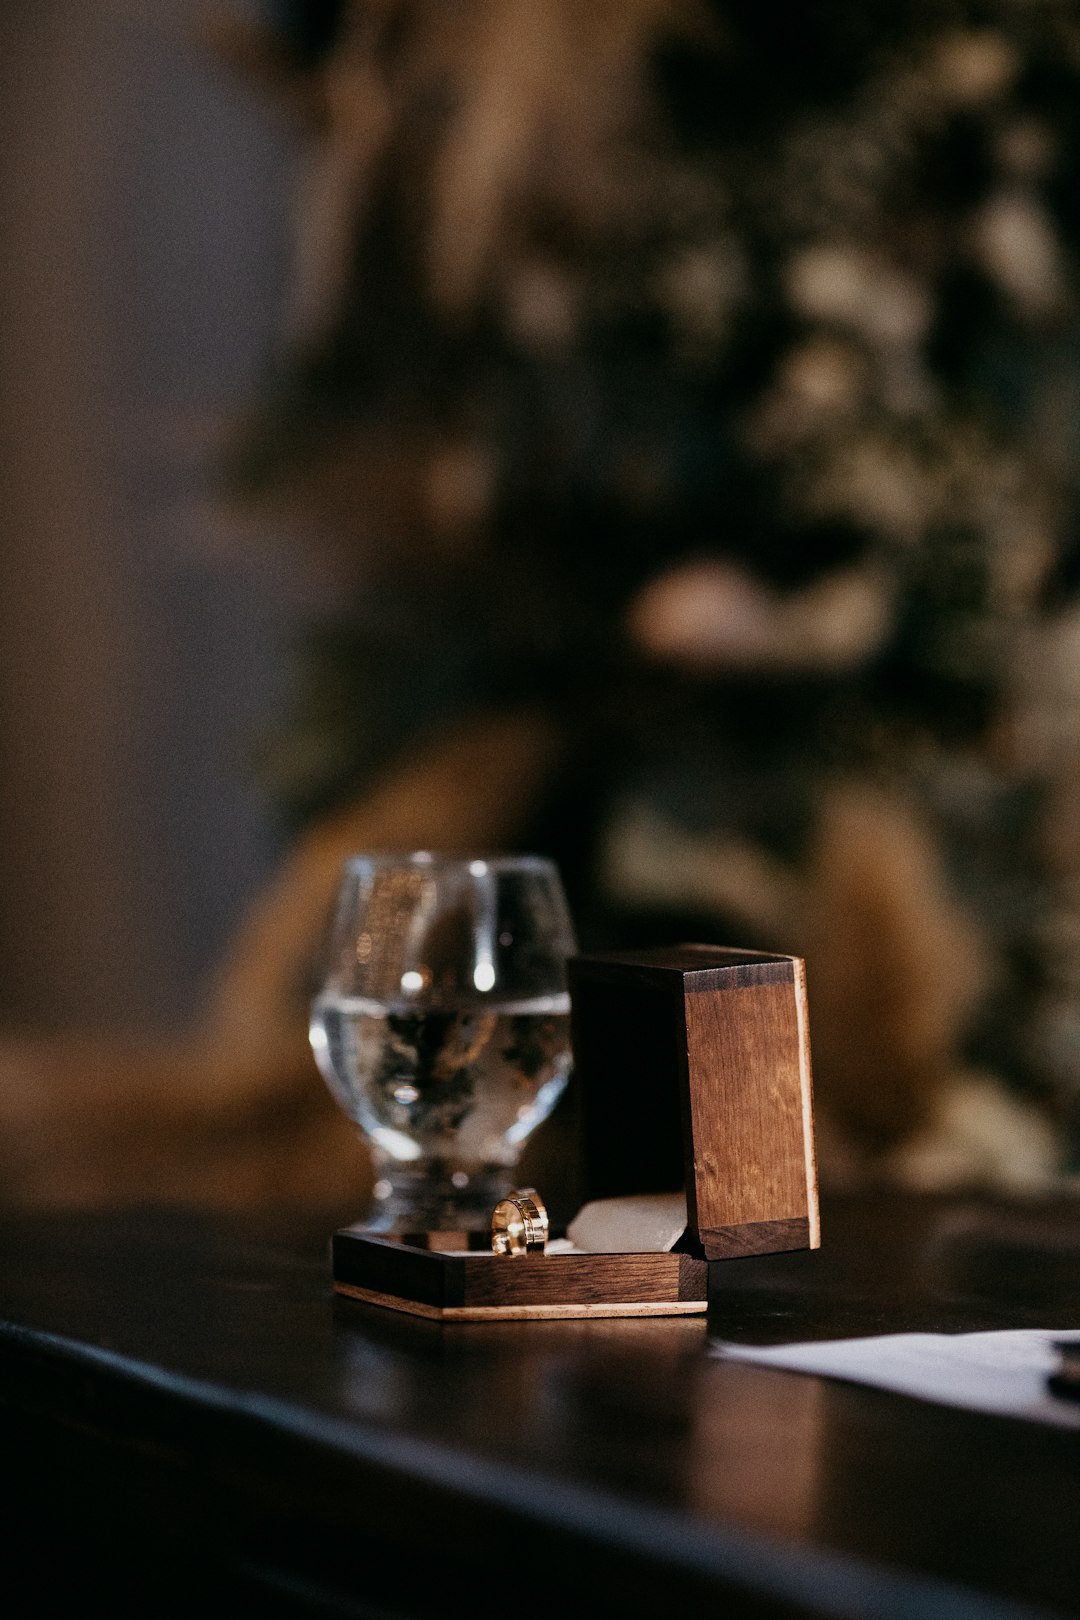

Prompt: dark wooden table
xmin=2 ymin=1192 xmax=1079 ymax=1617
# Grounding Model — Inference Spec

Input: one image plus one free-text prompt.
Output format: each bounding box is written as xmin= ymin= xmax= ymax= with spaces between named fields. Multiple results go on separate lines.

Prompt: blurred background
xmin=4 ymin=0 xmax=1080 ymax=1211
xmin=0 ymin=0 xmax=314 ymax=1035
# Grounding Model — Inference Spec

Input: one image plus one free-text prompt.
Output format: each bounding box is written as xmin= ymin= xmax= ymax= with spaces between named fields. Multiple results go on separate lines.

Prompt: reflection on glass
xmin=310 ymin=852 xmax=576 ymax=1232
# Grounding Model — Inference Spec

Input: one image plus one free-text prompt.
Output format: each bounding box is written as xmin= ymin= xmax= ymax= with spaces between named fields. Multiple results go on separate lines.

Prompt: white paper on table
xmin=712 ymin=1328 xmax=1080 ymax=1429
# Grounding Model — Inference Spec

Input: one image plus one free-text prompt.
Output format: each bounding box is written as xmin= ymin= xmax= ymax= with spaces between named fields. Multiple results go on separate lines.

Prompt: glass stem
xmin=364 ymin=1157 xmax=517 ymax=1234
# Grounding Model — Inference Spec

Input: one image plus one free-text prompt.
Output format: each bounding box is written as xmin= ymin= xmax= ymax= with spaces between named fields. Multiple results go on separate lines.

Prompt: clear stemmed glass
xmin=309 ymin=852 xmax=577 ymax=1233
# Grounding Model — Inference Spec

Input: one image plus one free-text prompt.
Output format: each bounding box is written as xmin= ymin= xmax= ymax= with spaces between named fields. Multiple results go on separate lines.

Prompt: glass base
xmin=360 ymin=1159 xmax=518 ymax=1235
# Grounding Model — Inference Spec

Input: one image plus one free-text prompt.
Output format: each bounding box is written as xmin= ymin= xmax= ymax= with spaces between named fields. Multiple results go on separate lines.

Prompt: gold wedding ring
xmin=491 ymin=1188 xmax=549 ymax=1256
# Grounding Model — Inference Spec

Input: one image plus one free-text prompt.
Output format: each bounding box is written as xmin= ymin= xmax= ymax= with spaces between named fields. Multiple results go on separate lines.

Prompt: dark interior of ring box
xmin=332 ymin=946 xmax=819 ymax=1319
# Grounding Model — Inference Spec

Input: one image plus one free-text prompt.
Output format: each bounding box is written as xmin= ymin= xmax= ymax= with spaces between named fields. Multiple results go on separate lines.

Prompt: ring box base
xmin=332 ymin=1229 xmax=708 ymax=1320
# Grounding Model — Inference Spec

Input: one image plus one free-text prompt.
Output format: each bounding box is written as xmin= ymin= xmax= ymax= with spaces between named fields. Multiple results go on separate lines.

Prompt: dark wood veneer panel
xmin=332 ymin=1232 xmax=708 ymax=1309
xmin=703 ymin=1217 xmax=811 ymax=1259
xmin=332 ymin=1231 xmax=461 ymax=1308
xmin=458 ymin=1252 xmax=703 ymax=1307
xmin=683 ymin=976 xmax=814 ymax=1246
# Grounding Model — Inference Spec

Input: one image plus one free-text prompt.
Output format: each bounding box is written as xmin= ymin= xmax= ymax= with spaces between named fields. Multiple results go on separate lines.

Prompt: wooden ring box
xmin=332 ymin=946 xmax=819 ymax=1320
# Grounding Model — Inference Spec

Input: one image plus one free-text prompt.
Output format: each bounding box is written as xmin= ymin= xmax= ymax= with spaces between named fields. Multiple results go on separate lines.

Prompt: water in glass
xmin=309 ymin=852 xmax=576 ymax=1231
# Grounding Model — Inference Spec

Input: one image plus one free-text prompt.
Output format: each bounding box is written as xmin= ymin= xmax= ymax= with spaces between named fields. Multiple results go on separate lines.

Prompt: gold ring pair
xmin=491 ymin=1188 xmax=548 ymax=1256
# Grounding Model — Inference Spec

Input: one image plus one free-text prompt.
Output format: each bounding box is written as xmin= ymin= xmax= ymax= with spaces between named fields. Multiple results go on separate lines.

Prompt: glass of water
xmin=309 ymin=852 xmax=577 ymax=1233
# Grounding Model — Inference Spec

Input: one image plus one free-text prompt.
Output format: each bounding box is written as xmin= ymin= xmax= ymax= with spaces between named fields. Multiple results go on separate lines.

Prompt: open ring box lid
xmin=332 ymin=946 xmax=819 ymax=1320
